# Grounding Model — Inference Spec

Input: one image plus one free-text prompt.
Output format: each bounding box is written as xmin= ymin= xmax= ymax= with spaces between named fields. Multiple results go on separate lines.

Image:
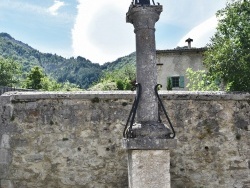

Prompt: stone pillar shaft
xmin=127 ymin=6 xmax=162 ymax=122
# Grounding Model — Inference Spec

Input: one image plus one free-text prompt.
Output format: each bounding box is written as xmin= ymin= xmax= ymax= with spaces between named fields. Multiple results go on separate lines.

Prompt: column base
xmin=125 ymin=121 xmax=174 ymax=139
xmin=128 ymin=150 xmax=171 ymax=188
xmin=123 ymin=138 xmax=176 ymax=188
xmin=122 ymin=138 xmax=177 ymax=150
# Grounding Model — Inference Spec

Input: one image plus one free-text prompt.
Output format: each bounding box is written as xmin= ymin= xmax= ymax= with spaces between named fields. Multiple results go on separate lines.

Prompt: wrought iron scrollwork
xmin=123 ymin=83 xmax=142 ymax=138
xmin=154 ymin=84 xmax=176 ymax=138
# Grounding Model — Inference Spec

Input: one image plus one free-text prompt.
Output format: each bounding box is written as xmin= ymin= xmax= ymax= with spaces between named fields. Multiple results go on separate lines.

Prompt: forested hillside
xmin=0 ymin=33 xmax=135 ymax=89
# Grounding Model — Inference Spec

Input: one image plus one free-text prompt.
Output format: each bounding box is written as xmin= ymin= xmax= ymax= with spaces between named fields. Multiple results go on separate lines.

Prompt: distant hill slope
xmin=0 ymin=32 xmax=135 ymax=89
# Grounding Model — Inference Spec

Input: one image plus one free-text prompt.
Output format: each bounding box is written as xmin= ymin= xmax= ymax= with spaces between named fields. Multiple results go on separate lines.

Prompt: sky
xmin=0 ymin=0 xmax=228 ymax=64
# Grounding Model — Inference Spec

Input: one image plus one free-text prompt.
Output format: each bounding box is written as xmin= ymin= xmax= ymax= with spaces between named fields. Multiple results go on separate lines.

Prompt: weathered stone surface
xmin=0 ymin=164 xmax=9 ymax=179
xmin=1 ymin=180 xmax=13 ymax=188
xmin=126 ymin=4 xmax=173 ymax=186
xmin=126 ymin=5 xmax=162 ymax=122
xmin=0 ymin=91 xmax=249 ymax=187
xmin=1 ymin=92 xmax=131 ymax=188
xmin=1 ymin=134 xmax=10 ymax=148
xmin=122 ymin=138 xmax=177 ymax=150
xmin=126 ymin=121 xmax=173 ymax=139
xmin=0 ymin=148 xmax=11 ymax=164
xmin=128 ymin=150 xmax=170 ymax=188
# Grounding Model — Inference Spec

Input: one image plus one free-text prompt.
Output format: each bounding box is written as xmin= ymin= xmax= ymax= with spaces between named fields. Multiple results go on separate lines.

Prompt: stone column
xmin=126 ymin=5 xmax=161 ymax=122
xmin=123 ymin=4 xmax=177 ymax=188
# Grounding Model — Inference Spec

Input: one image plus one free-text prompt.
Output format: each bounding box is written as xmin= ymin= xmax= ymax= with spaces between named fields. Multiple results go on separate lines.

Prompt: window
xmin=172 ymin=77 xmax=180 ymax=87
xmin=167 ymin=76 xmax=184 ymax=88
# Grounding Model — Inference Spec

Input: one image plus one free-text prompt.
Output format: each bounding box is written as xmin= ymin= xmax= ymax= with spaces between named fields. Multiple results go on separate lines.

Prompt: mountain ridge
xmin=0 ymin=32 xmax=136 ymax=89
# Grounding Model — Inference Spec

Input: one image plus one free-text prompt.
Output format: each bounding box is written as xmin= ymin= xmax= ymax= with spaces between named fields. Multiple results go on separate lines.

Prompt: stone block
xmin=0 ymin=148 xmax=10 ymax=164
xmin=128 ymin=150 xmax=170 ymax=188
xmin=1 ymin=180 xmax=13 ymax=188
xmin=11 ymin=138 xmax=28 ymax=148
xmin=24 ymin=153 xmax=44 ymax=162
xmin=4 ymin=104 xmax=13 ymax=119
xmin=0 ymin=164 xmax=9 ymax=178
xmin=1 ymin=134 xmax=10 ymax=149
xmin=25 ymin=102 xmax=37 ymax=109
xmin=122 ymin=138 xmax=177 ymax=150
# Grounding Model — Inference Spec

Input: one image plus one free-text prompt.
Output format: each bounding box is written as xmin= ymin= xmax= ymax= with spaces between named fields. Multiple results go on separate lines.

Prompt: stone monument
xmin=123 ymin=1 xmax=177 ymax=188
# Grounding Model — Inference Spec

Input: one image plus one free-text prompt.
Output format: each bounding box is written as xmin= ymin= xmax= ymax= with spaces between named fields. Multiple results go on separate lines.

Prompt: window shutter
xmin=179 ymin=76 xmax=185 ymax=88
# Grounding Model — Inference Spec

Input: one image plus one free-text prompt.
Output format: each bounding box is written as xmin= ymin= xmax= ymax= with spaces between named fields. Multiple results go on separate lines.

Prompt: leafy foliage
xmin=24 ymin=66 xmax=81 ymax=91
xmin=204 ymin=0 xmax=250 ymax=92
xmin=0 ymin=33 xmax=136 ymax=90
xmin=186 ymin=68 xmax=220 ymax=91
xmin=24 ymin=66 xmax=45 ymax=89
xmin=55 ymin=56 xmax=102 ymax=89
xmin=89 ymin=64 xmax=136 ymax=91
xmin=60 ymin=81 xmax=82 ymax=91
xmin=167 ymin=77 xmax=172 ymax=91
xmin=0 ymin=56 xmax=21 ymax=86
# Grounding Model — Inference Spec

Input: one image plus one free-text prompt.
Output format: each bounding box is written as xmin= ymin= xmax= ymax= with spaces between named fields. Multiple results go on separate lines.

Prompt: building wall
xmin=156 ymin=48 xmax=206 ymax=90
xmin=0 ymin=91 xmax=249 ymax=188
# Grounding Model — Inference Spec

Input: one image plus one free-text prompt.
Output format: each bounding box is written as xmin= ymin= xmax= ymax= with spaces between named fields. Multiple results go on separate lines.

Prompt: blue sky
xmin=0 ymin=0 xmax=227 ymax=64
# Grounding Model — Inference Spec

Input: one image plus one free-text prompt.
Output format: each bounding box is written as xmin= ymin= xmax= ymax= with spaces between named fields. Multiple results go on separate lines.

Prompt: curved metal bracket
xmin=154 ymin=84 xmax=176 ymax=138
xmin=123 ymin=83 xmax=142 ymax=138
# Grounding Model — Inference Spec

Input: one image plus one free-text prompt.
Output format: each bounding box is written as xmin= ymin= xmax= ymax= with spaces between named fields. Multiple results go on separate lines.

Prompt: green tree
xmin=25 ymin=66 xmax=45 ymax=89
xmin=0 ymin=57 xmax=21 ymax=86
xmin=186 ymin=68 xmax=220 ymax=91
xmin=167 ymin=77 xmax=172 ymax=91
xmin=40 ymin=76 xmax=62 ymax=91
xmin=60 ymin=81 xmax=82 ymax=91
xmin=204 ymin=0 xmax=250 ymax=91
xmin=89 ymin=64 xmax=136 ymax=91
xmin=24 ymin=66 xmax=82 ymax=91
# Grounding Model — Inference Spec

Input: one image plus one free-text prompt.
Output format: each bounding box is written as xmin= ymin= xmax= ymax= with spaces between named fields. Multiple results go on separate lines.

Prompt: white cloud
xmin=71 ymin=0 xmax=227 ymax=64
xmin=159 ymin=0 xmax=226 ymax=26
xmin=177 ymin=16 xmax=218 ymax=48
xmin=0 ymin=0 xmax=46 ymax=15
xmin=71 ymin=0 xmax=135 ymax=64
xmin=0 ymin=0 xmax=69 ymax=18
xmin=48 ymin=0 xmax=65 ymax=16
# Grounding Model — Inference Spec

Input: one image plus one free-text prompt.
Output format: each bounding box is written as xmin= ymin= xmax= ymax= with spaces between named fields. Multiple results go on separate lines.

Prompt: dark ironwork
xmin=134 ymin=0 xmax=151 ymax=5
xmin=123 ymin=83 xmax=142 ymax=138
xmin=123 ymin=83 xmax=175 ymax=139
xmin=154 ymin=84 xmax=175 ymax=138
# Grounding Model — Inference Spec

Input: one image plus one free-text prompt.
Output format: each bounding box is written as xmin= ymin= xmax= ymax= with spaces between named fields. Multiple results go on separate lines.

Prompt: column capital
xmin=126 ymin=5 xmax=162 ymax=32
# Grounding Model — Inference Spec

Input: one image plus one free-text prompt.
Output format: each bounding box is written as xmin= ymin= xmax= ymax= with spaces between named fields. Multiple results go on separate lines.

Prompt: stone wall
xmin=0 ymin=91 xmax=249 ymax=188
